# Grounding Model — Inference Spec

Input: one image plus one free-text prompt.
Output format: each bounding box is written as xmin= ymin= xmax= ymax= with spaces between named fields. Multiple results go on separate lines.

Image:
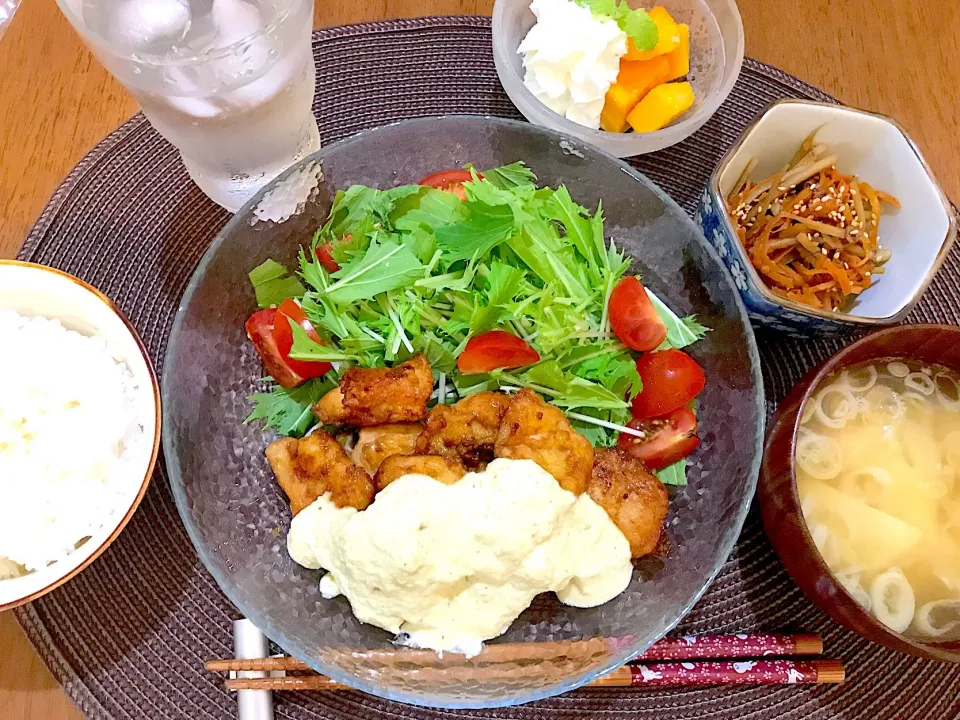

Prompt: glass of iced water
xmin=57 ymin=0 xmax=321 ymax=212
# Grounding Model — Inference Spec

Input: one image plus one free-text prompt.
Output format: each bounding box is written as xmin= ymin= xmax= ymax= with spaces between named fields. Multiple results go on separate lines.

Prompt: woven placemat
xmin=14 ymin=16 xmax=960 ymax=720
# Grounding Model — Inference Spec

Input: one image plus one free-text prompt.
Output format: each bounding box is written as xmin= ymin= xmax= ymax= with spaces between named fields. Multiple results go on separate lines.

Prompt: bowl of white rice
xmin=0 ymin=260 xmax=160 ymax=611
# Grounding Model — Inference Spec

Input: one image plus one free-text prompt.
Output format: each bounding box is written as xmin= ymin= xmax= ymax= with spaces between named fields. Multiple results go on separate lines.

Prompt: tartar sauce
xmin=288 ymin=458 xmax=632 ymax=656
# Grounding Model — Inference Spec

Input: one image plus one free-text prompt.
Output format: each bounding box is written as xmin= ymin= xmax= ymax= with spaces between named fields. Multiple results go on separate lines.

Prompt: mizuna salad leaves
xmin=246 ymin=162 xmax=707 ymax=484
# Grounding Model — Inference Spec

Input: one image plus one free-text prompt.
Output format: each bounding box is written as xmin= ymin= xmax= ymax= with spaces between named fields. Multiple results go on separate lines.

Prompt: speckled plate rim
xmin=161 ymin=114 xmax=766 ymax=709
xmin=0 ymin=259 xmax=162 ymax=612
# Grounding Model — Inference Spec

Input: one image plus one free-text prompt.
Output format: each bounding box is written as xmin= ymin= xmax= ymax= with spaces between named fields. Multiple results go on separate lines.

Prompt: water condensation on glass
xmin=251 ymin=160 xmax=323 ymax=225
xmin=57 ymin=0 xmax=321 ymax=212
xmin=0 ymin=0 xmax=22 ymax=39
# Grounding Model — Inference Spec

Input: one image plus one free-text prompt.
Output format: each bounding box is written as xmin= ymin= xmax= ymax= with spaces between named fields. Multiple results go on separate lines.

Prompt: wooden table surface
xmin=1 ymin=1 xmax=958 ymax=717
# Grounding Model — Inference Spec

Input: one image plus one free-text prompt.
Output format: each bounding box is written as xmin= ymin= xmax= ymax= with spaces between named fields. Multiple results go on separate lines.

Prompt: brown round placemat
xmin=14 ymin=16 xmax=960 ymax=720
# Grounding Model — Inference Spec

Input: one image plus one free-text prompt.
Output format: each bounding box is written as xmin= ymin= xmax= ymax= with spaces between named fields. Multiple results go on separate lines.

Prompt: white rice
xmin=0 ymin=310 xmax=146 ymax=578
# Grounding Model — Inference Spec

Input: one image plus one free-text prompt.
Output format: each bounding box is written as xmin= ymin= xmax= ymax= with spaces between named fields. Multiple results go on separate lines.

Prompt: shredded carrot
xmin=725 ymin=133 xmax=898 ymax=312
xmin=875 ymin=190 xmax=902 ymax=209
xmin=819 ymin=257 xmax=853 ymax=295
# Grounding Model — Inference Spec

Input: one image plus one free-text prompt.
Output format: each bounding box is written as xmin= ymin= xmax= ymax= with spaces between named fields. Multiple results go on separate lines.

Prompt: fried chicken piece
xmin=351 ymin=423 xmax=423 ymax=475
xmin=494 ymin=389 xmax=594 ymax=495
xmin=374 ymin=454 xmax=467 ymax=491
xmin=266 ymin=432 xmax=375 ymax=515
xmin=587 ymin=448 xmax=668 ymax=558
xmin=415 ymin=391 xmax=511 ymax=469
xmin=313 ymin=356 xmax=433 ymax=426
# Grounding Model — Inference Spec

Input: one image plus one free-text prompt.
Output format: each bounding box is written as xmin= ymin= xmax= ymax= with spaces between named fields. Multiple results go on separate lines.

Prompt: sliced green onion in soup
xmin=812 ymin=383 xmax=859 ymax=429
xmin=796 ymin=429 xmax=843 ymax=480
xmin=809 ymin=523 xmax=846 ymax=568
xmin=809 ymin=516 xmax=855 ymax=568
xmin=840 ymin=364 xmax=878 ymax=393
xmin=860 ymin=385 xmax=905 ymax=427
xmin=905 ymin=372 xmax=935 ymax=396
xmin=837 ymin=570 xmax=872 ymax=612
xmin=912 ymin=599 xmax=960 ymax=638
xmin=887 ymin=361 xmax=910 ymax=378
xmin=936 ymin=372 xmax=960 ymax=411
xmin=870 ymin=568 xmax=916 ymax=633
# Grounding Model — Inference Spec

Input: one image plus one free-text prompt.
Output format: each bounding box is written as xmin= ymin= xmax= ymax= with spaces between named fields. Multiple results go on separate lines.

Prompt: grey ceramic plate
xmin=162 ymin=116 xmax=764 ymax=709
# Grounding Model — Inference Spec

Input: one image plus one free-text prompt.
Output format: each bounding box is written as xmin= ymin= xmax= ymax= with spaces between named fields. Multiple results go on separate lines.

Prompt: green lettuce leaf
xmin=655 ymin=459 xmax=687 ymax=486
xmin=245 ymin=376 xmax=334 ymax=437
xmin=415 ymin=331 xmax=458 ymax=375
xmin=249 ymin=259 xmax=305 ymax=309
xmin=327 ymin=184 xmax=419 ymax=237
xmin=394 ymin=188 xmax=466 ymax=233
xmin=646 ymin=288 xmax=710 ymax=349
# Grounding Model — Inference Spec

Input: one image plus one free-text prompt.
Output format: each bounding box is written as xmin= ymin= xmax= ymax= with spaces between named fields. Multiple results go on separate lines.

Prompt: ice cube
xmin=204 ymin=0 xmax=283 ymax=107
xmin=82 ymin=0 xmax=191 ymax=52
xmin=210 ymin=0 xmax=262 ymax=48
xmin=162 ymin=93 xmax=223 ymax=118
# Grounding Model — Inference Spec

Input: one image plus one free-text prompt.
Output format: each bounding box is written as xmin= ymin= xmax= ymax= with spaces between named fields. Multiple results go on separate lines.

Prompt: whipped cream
xmin=518 ymin=0 xmax=628 ymax=130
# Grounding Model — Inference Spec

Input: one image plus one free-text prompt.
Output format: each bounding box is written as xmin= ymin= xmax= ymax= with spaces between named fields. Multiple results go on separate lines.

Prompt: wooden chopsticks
xmin=208 ymin=633 xmax=844 ymax=691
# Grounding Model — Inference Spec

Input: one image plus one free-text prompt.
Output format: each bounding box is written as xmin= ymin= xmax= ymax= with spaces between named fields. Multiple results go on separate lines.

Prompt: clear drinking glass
xmin=56 ymin=0 xmax=321 ymax=212
xmin=0 ymin=0 xmax=22 ymax=39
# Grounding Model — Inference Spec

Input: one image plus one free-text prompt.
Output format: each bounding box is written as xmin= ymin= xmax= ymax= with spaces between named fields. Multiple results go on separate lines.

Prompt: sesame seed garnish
xmin=724 ymin=140 xmax=896 ymax=315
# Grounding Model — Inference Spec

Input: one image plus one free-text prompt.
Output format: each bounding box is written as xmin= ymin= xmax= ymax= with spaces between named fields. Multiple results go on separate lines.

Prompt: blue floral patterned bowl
xmin=696 ymin=99 xmax=957 ymax=337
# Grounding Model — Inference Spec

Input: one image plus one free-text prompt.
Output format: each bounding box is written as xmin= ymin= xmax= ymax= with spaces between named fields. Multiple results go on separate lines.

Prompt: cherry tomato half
xmin=245 ymin=303 xmax=331 ymax=389
xmin=631 ymin=349 xmax=706 ymax=418
xmin=457 ymin=330 xmax=540 ymax=375
xmin=315 ymin=233 xmax=353 ymax=274
xmin=315 ymin=243 xmax=340 ymax=273
xmin=418 ymin=169 xmax=479 ymax=201
xmin=617 ymin=406 xmax=700 ymax=471
xmin=245 ymin=309 xmax=304 ymax=388
xmin=272 ymin=299 xmax=332 ymax=381
xmin=608 ymin=276 xmax=667 ymax=352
